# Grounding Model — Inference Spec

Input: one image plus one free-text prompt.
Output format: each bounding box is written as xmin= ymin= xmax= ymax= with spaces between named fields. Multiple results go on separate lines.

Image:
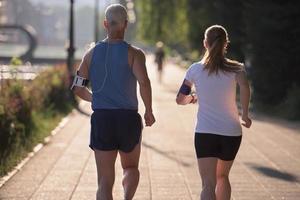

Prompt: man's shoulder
xmin=84 ymin=43 xmax=96 ymax=59
xmin=129 ymin=45 xmax=144 ymax=55
xmin=128 ymin=45 xmax=145 ymax=60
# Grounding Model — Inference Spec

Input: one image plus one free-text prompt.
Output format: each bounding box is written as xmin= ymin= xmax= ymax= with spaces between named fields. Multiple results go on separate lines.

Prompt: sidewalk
xmin=0 ymin=55 xmax=299 ymax=200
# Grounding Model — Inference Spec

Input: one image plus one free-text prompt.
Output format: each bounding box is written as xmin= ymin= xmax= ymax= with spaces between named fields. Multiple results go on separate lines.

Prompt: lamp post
xmin=67 ymin=0 xmax=75 ymax=76
xmin=94 ymin=0 xmax=99 ymax=42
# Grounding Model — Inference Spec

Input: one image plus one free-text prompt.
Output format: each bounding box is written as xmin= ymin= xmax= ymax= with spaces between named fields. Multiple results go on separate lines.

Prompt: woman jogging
xmin=176 ymin=25 xmax=251 ymax=200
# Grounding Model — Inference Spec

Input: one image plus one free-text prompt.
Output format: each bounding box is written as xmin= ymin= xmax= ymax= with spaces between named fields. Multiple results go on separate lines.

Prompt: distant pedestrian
xmin=72 ymin=4 xmax=155 ymax=200
xmin=154 ymin=41 xmax=165 ymax=83
xmin=176 ymin=25 xmax=251 ymax=200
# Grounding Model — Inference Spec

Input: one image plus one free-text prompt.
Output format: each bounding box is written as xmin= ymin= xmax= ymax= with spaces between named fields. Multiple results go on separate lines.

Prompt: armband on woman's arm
xmin=177 ymin=80 xmax=191 ymax=96
xmin=176 ymin=80 xmax=194 ymax=105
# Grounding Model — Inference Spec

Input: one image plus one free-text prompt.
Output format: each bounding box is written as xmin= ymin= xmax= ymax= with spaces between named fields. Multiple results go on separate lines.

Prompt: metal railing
xmin=0 ymin=24 xmax=37 ymax=62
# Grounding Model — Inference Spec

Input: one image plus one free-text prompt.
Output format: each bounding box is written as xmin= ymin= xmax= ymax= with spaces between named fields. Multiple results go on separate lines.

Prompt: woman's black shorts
xmin=194 ymin=133 xmax=242 ymax=161
xmin=90 ymin=109 xmax=142 ymax=153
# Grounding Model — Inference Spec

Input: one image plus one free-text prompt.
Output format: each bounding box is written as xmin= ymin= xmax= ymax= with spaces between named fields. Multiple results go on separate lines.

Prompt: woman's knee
xmin=216 ymin=173 xmax=229 ymax=182
xmin=201 ymin=178 xmax=216 ymax=191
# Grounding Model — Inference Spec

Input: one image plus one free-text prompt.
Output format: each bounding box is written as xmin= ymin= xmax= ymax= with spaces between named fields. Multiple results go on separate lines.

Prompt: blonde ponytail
xmin=203 ymin=25 xmax=243 ymax=75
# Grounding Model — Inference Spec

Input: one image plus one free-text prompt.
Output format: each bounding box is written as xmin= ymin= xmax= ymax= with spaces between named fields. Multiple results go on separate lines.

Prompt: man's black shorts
xmin=194 ymin=133 xmax=242 ymax=161
xmin=90 ymin=109 xmax=142 ymax=153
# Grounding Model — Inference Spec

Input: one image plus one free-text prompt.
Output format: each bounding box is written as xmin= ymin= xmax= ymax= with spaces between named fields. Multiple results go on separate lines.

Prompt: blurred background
xmin=0 ymin=0 xmax=300 ymax=118
xmin=0 ymin=0 xmax=120 ymax=60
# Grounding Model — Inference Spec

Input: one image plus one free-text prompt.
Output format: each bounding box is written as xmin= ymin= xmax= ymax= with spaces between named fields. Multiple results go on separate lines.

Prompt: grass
xmin=0 ymin=105 xmax=73 ymax=177
xmin=30 ymin=108 xmax=71 ymax=145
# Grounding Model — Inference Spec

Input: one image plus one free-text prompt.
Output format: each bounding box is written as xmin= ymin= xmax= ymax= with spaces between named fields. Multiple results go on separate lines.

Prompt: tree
xmin=186 ymin=0 xmax=244 ymax=60
xmin=244 ymin=0 xmax=300 ymax=107
xmin=135 ymin=0 xmax=188 ymax=48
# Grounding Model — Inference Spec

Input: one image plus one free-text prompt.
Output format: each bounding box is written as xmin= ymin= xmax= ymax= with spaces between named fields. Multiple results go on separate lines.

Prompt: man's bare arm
xmin=131 ymin=48 xmax=155 ymax=126
xmin=73 ymin=48 xmax=93 ymax=102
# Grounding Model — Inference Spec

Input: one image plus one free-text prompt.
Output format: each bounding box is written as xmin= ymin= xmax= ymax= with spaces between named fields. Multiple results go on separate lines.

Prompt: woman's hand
xmin=190 ymin=93 xmax=197 ymax=104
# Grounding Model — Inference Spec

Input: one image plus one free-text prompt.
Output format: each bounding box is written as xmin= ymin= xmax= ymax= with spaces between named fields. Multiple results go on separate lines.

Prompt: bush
xmin=0 ymin=65 xmax=77 ymax=176
xmin=30 ymin=66 xmax=76 ymax=111
xmin=10 ymin=57 xmax=23 ymax=66
xmin=0 ymin=80 xmax=33 ymax=167
xmin=277 ymin=84 xmax=300 ymax=120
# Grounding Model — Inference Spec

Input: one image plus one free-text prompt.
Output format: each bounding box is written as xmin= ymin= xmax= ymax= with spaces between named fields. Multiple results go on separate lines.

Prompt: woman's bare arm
xmin=236 ymin=71 xmax=252 ymax=128
xmin=176 ymin=79 xmax=197 ymax=105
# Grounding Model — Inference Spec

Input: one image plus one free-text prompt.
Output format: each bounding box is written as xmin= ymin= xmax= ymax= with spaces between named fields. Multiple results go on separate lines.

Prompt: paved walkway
xmin=0 ymin=56 xmax=300 ymax=200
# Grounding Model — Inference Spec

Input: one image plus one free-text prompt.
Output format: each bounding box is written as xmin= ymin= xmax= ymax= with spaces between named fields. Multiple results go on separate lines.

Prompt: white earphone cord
xmin=92 ymin=42 xmax=109 ymax=93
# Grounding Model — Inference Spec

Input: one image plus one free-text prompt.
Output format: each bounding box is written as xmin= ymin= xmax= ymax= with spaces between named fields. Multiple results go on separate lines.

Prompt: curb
xmin=0 ymin=109 xmax=75 ymax=188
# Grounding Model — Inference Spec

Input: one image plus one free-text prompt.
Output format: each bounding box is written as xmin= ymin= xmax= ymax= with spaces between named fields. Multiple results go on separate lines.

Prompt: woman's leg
xmin=198 ymin=157 xmax=218 ymax=200
xmin=216 ymin=159 xmax=234 ymax=200
xmin=119 ymin=141 xmax=141 ymax=200
xmin=94 ymin=149 xmax=118 ymax=200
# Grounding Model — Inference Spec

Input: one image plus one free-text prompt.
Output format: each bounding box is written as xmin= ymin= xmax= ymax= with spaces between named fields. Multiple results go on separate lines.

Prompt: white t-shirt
xmin=185 ymin=62 xmax=242 ymax=136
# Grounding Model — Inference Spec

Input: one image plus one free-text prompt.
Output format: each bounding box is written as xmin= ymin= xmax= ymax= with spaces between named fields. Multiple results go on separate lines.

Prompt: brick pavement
xmin=0 ymin=55 xmax=299 ymax=200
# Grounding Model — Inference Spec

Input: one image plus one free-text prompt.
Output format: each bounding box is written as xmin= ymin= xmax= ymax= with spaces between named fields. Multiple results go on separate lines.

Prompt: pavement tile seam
xmin=0 ymin=112 xmax=87 ymax=199
xmin=0 ymin=112 xmax=72 ymax=189
xmin=171 ymin=151 xmax=193 ymax=200
xmin=144 ymin=143 xmax=153 ymax=200
xmin=247 ymin=127 xmax=300 ymax=165
xmin=31 ymin=117 xmax=91 ymax=197
xmin=243 ymin=136 xmax=282 ymax=171
xmin=238 ymin=142 xmax=300 ymax=197
xmin=243 ymin=135 xmax=300 ymax=188
xmin=253 ymin=120 xmax=300 ymax=147
xmin=68 ymin=151 xmax=92 ymax=200
xmin=250 ymin=120 xmax=300 ymax=156
xmin=26 ymin=114 xmax=88 ymax=199
xmin=237 ymin=160 xmax=277 ymax=200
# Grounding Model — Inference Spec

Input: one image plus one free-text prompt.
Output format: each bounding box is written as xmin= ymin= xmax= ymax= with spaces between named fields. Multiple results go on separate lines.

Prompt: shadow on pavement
xmin=142 ymin=141 xmax=191 ymax=167
xmin=247 ymin=163 xmax=299 ymax=183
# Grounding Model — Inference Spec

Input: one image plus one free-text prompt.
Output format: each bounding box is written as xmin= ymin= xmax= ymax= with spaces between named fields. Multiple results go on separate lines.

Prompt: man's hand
xmin=144 ymin=111 xmax=155 ymax=127
xmin=241 ymin=114 xmax=252 ymax=128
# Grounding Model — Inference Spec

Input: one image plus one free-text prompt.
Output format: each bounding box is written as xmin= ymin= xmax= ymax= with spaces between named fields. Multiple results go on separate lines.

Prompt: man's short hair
xmin=105 ymin=4 xmax=128 ymax=25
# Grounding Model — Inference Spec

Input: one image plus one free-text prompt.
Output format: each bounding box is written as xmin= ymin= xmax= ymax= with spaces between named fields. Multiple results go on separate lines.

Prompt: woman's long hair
xmin=202 ymin=25 xmax=243 ymax=75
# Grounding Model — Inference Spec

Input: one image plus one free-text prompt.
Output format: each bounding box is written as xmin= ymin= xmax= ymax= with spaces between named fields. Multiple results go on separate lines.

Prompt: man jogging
xmin=72 ymin=4 xmax=155 ymax=200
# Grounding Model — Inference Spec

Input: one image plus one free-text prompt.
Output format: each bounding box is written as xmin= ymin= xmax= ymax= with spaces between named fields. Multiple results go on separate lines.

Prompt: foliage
xmin=135 ymin=0 xmax=244 ymax=59
xmin=186 ymin=0 xmax=244 ymax=60
xmin=30 ymin=66 xmax=76 ymax=111
xmin=135 ymin=0 xmax=189 ymax=50
xmin=244 ymin=0 xmax=300 ymax=107
xmin=278 ymin=85 xmax=300 ymax=120
xmin=0 ymin=80 xmax=33 ymax=175
xmin=10 ymin=57 xmax=23 ymax=66
xmin=0 ymin=65 xmax=77 ymax=176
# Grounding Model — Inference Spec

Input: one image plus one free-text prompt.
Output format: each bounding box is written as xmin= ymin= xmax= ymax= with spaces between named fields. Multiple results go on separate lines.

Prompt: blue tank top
xmin=89 ymin=41 xmax=138 ymax=110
